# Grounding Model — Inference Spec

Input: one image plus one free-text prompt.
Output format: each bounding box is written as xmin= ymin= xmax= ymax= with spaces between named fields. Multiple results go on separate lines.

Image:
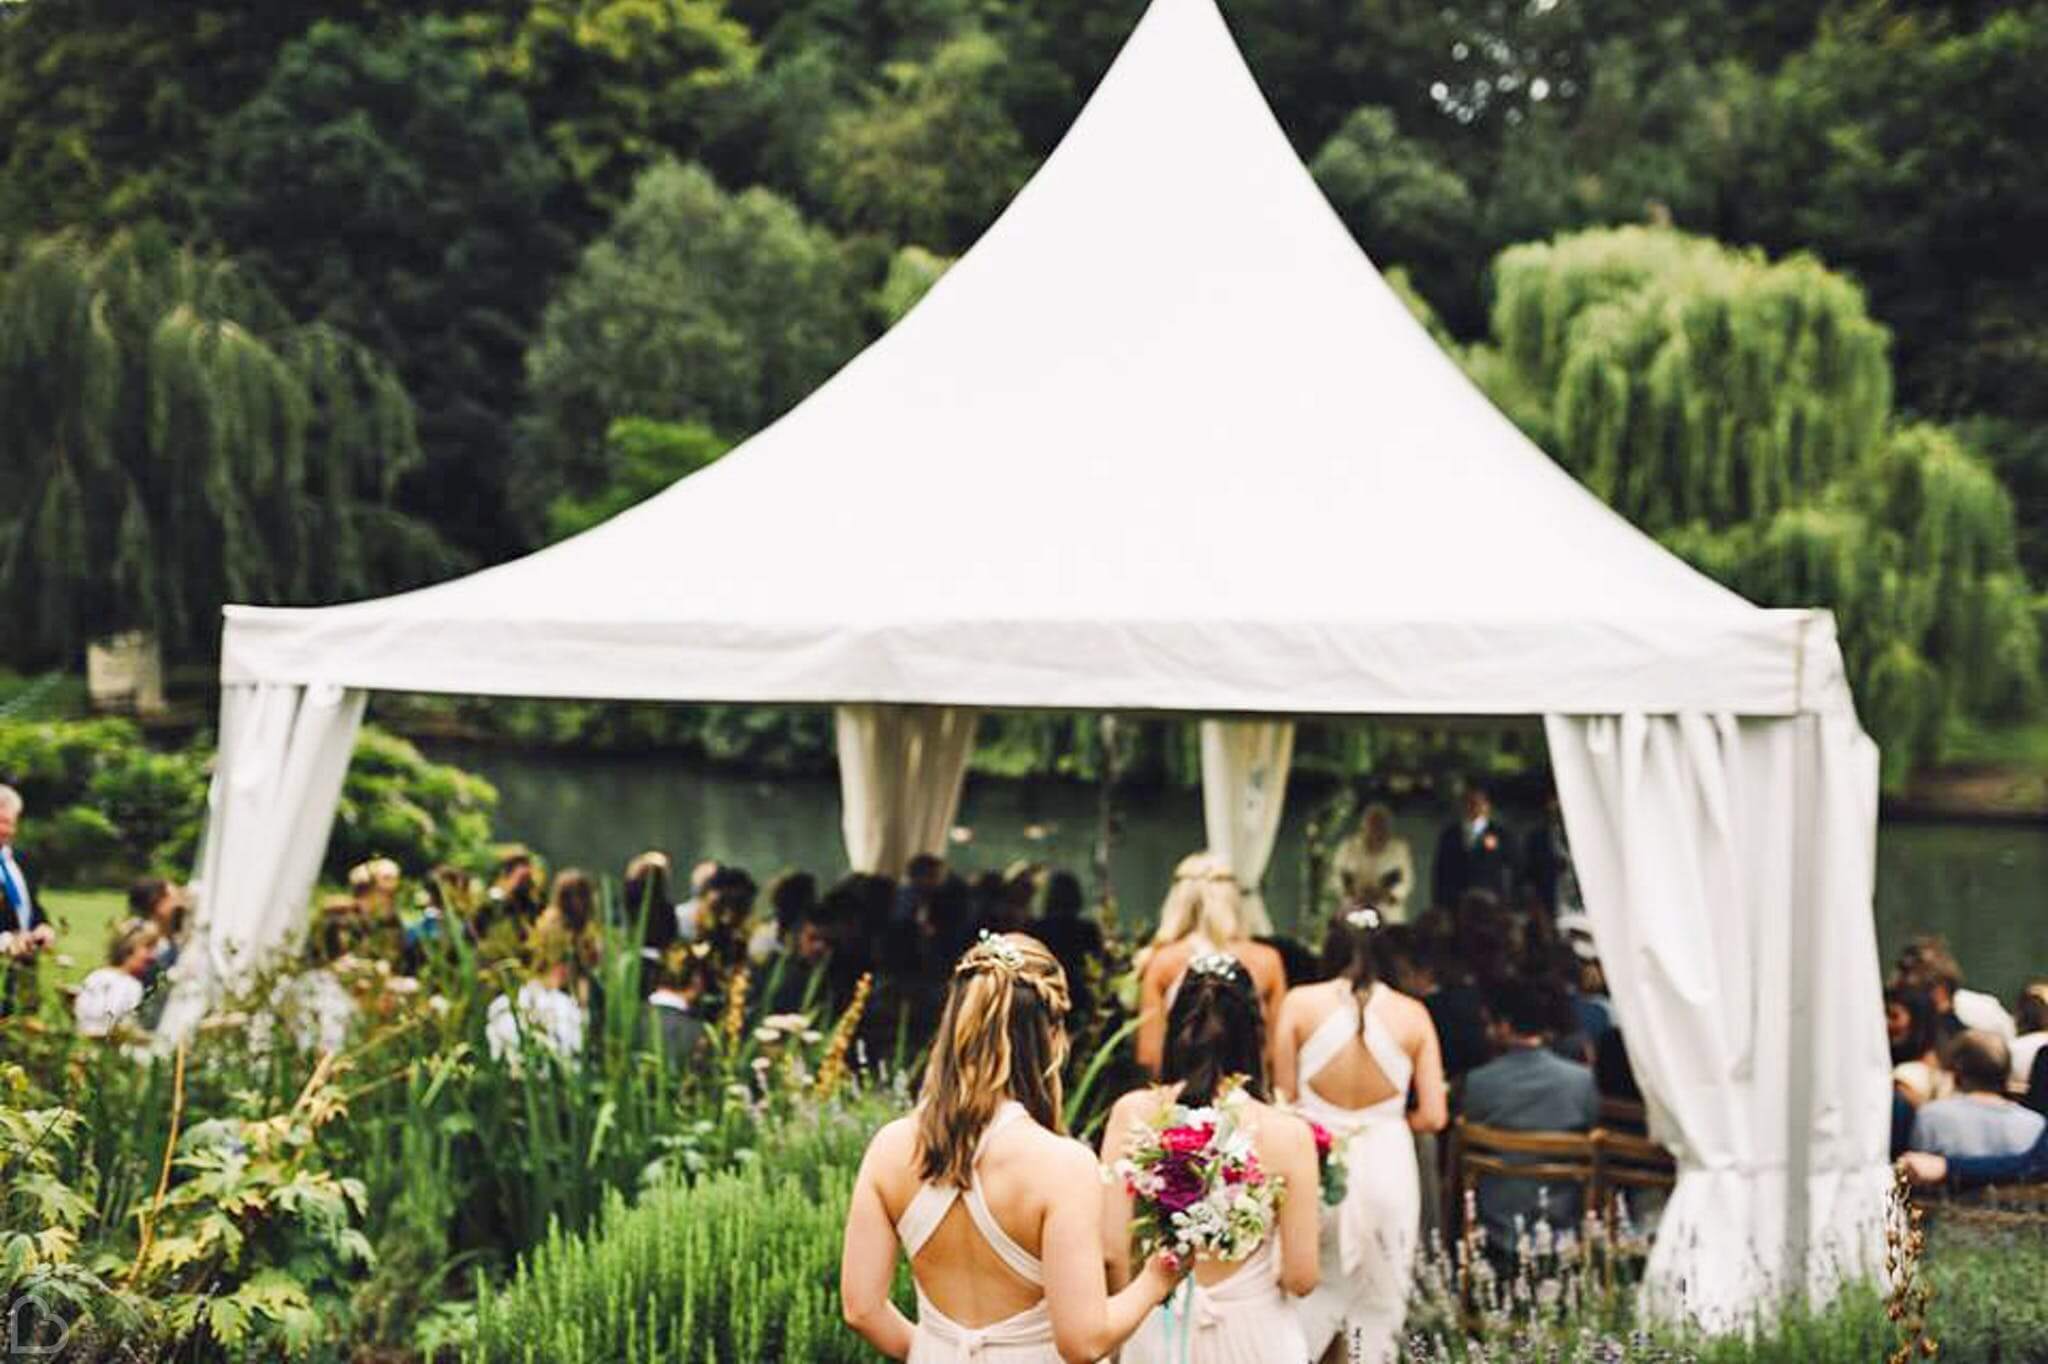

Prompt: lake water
xmin=433 ymin=746 xmax=2048 ymax=1006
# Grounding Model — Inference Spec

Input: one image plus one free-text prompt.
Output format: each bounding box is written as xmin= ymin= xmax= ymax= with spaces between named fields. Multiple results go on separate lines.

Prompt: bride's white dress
xmin=896 ymin=1101 xmax=1063 ymax=1362
xmin=1293 ymin=986 xmax=1419 ymax=1364
xmin=1118 ymin=1235 xmax=1310 ymax=1364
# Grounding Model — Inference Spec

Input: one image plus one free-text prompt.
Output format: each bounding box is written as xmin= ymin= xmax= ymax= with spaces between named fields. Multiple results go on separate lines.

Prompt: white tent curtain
xmin=835 ymin=703 xmax=979 ymax=876
xmin=1544 ymin=711 xmax=1889 ymax=1328
xmin=158 ymin=683 xmax=366 ymax=1041
xmin=1199 ymin=718 xmax=1295 ymax=936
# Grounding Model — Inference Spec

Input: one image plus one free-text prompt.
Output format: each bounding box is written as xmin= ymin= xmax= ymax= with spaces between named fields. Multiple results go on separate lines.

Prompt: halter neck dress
xmin=1291 ymin=985 xmax=1419 ymax=1364
xmin=895 ymin=1102 xmax=1062 ymax=1362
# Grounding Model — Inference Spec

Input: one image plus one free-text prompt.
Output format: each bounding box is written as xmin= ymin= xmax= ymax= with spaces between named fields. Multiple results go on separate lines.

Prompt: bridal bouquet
xmin=1114 ymin=1082 xmax=1280 ymax=1272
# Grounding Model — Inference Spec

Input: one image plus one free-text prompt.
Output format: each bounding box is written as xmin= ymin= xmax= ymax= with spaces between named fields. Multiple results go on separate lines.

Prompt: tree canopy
xmin=1471 ymin=226 xmax=2038 ymax=773
xmin=0 ymin=231 xmax=455 ymax=660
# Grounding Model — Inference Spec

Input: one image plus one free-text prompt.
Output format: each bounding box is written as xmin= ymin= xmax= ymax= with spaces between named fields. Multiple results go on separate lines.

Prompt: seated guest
xmin=698 ymin=865 xmax=758 ymax=977
xmin=1909 ymin=1030 xmax=2045 ymax=1159
xmin=2011 ymin=980 xmax=2047 ymax=1096
xmin=1594 ymin=1028 xmax=1640 ymax=1104
xmin=1462 ymin=976 xmax=1600 ymax=1255
xmin=401 ymin=865 xmax=470 ymax=977
xmin=348 ymin=856 xmax=405 ymax=961
xmin=1887 ymin=984 xmax=1952 ymax=1107
xmin=486 ymin=945 xmax=585 ymax=1065
xmin=532 ymin=869 xmax=604 ymax=991
xmin=76 ymin=920 xmax=160 ymax=1038
xmin=1903 ymin=1122 xmax=2048 ymax=1192
xmin=130 ymin=878 xmax=187 ymax=1029
xmin=750 ymin=870 xmax=817 ymax=966
xmin=676 ymin=859 xmax=720 ymax=942
xmin=891 ymin=853 xmax=945 ymax=928
xmin=624 ymin=851 xmax=676 ymax=993
xmin=1572 ymin=958 xmax=1616 ymax=1050
xmin=485 ymin=850 xmax=543 ymax=933
xmin=1416 ymin=911 xmax=1493 ymax=1082
xmin=1033 ymin=869 xmax=1105 ymax=1016
xmin=643 ymin=944 xmax=710 ymax=1064
xmin=1895 ymin=937 xmax=2015 ymax=1042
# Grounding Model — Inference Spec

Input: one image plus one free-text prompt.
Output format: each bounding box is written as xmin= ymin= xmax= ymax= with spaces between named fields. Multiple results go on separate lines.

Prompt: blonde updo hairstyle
xmin=1133 ymin=852 xmax=1244 ymax=976
xmin=915 ymin=932 xmax=1072 ymax=1188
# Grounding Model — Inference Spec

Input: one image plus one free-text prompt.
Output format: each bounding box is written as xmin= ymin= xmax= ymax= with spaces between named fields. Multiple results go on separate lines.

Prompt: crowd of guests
xmin=1886 ymin=937 xmax=2048 ymax=1190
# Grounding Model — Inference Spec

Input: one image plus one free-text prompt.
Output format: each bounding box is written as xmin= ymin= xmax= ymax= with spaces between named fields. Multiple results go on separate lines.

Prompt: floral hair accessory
xmin=968 ymin=930 xmax=1025 ymax=972
xmin=1186 ymin=951 xmax=1239 ymax=981
xmin=1344 ymin=906 xmax=1381 ymax=932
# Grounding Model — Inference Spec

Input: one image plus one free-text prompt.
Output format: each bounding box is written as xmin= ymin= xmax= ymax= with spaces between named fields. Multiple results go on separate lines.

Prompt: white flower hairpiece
xmin=971 ymin=930 xmax=1025 ymax=971
xmin=1344 ymin=906 xmax=1382 ymax=932
xmin=1187 ymin=951 xmax=1239 ymax=980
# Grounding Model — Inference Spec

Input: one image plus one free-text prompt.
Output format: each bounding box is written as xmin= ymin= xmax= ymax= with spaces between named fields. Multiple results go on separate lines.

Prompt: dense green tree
xmin=1473 ymin=226 xmax=2037 ymax=773
xmin=518 ymin=161 xmax=862 ymax=523
xmin=543 ymin=418 xmax=731 ymax=541
xmin=0 ymin=231 xmax=456 ymax=661
xmin=1739 ymin=7 xmax=2048 ymax=426
xmin=0 ymin=0 xmax=410 ymax=235
xmin=808 ymin=30 xmax=1033 ymax=251
xmin=200 ymin=18 xmax=576 ymax=556
xmin=466 ymin=0 xmax=759 ymax=215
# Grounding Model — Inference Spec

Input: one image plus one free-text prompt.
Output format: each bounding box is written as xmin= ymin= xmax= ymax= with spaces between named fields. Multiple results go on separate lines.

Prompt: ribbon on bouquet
xmin=1160 ymin=1277 xmax=1195 ymax=1364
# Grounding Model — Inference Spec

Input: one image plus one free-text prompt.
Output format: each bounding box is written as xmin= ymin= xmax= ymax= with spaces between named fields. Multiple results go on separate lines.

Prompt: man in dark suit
xmin=1432 ymin=782 xmax=1516 ymax=909
xmin=0 ymin=785 xmax=54 ymax=1017
xmin=1461 ymin=976 xmax=1600 ymax=1254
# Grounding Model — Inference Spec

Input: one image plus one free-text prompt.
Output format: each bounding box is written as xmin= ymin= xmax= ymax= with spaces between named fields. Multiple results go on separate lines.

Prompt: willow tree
xmin=1473 ymin=225 xmax=2037 ymax=775
xmin=0 ymin=230 xmax=457 ymax=663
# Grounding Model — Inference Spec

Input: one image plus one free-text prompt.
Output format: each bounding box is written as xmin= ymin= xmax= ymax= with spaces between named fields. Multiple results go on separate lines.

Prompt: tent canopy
xmin=220 ymin=0 xmax=1842 ymax=721
xmin=194 ymin=0 xmax=1890 ymax=1326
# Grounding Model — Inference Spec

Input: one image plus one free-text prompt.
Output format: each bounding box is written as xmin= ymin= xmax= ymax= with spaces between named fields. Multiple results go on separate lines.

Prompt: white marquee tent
xmin=181 ymin=0 xmax=1891 ymax=1324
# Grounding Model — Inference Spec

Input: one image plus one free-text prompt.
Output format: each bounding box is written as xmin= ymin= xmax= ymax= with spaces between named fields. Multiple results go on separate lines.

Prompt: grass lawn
xmin=43 ymin=886 xmax=128 ymax=989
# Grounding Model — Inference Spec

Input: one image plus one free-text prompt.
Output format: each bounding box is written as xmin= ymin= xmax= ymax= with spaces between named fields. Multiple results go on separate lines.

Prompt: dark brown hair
xmin=1161 ymin=956 xmax=1267 ymax=1104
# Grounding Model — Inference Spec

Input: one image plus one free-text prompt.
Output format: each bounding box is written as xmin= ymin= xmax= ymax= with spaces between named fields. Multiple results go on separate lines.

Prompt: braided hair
xmin=915 ymin=932 xmax=1072 ymax=1188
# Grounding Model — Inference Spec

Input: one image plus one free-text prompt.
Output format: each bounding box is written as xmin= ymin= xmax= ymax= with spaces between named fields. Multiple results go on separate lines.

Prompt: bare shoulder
xmin=1251 ymin=1099 xmax=1316 ymax=1160
xmin=1105 ymin=1081 xmax=1171 ymax=1146
xmin=1240 ymin=940 xmax=1285 ymax=979
xmin=863 ymin=1115 xmax=920 ymax=1168
xmin=1144 ymin=939 xmax=1191 ymax=984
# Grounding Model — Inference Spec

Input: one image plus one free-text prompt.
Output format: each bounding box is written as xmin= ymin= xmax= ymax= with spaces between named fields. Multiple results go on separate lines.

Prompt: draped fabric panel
xmin=1199 ymin=718 xmax=1295 ymax=936
xmin=158 ymin=683 xmax=366 ymax=1042
xmin=835 ymin=704 xmax=979 ymax=876
xmin=1544 ymin=712 xmax=1888 ymax=1328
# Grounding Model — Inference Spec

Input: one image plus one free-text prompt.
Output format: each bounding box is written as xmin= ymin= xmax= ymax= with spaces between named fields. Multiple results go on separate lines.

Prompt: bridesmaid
xmin=1134 ymin=853 xmax=1288 ymax=1076
xmin=1273 ymin=908 xmax=1447 ymax=1364
xmin=1102 ymin=952 xmax=1320 ymax=1363
xmin=842 ymin=933 xmax=1180 ymax=1362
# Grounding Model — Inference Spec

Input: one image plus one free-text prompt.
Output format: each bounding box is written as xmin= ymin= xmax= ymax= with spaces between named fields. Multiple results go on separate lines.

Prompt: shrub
xmin=466 ymin=1134 xmax=905 ymax=1364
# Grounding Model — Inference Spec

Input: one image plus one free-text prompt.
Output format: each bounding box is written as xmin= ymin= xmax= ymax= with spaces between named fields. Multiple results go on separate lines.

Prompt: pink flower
xmin=1161 ymin=1123 xmax=1214 ymax=1157
xmin=1307 ymin=1121 xmax=1333 ymax=1159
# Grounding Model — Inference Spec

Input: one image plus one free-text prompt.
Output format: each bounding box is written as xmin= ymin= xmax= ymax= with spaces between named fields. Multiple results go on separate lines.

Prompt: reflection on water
xmin=435 ymin=746 xmax=2047 ymax=1005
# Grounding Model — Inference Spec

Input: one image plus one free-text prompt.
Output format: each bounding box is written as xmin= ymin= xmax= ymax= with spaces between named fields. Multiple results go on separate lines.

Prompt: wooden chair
xmin=1448 ymin=1119 xmax=1601 ymax=1281
xmin=1598 ymin=1096 xmax=1648 ymax=1134
xmin=1592 ymin=1128 xmax=1676 ymax=1241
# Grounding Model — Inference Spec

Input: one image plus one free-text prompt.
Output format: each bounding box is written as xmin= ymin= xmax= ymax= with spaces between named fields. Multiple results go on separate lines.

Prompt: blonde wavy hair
xmin=915 ymin=933 xmax=1072 ymax=1188
xmin=1133 ymin=852 xmax=1244 ymax=976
